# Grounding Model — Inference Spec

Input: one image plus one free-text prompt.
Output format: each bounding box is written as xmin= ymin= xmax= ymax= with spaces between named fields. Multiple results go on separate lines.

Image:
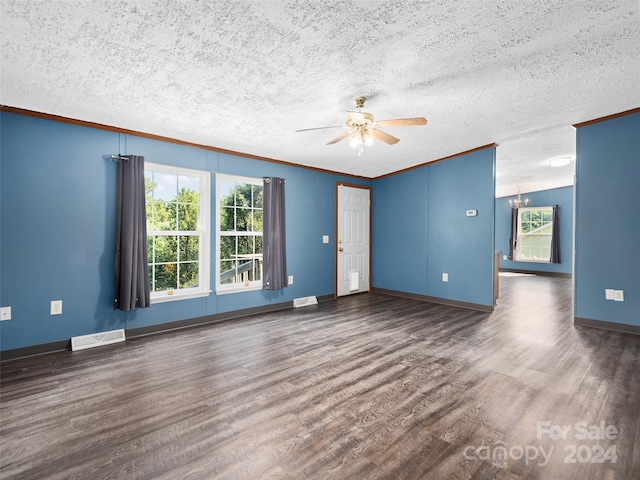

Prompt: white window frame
xmin=216 ymin=174 xmax=263 ymax=295
xmin=145 ymin=162 xmax=211 ymax=303
xmin=515 ymin=206 xmax=553 ymax=263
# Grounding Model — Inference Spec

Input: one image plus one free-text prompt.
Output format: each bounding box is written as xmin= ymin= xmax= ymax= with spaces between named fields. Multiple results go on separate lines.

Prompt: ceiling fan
xmin=295 ymin=96 xmax=427 ymax=155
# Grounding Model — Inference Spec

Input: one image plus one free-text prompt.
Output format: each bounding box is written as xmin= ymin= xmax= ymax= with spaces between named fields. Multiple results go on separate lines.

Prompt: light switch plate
xmin=322 ymin=235 xmax=329 ymax=244
xmin=50 ymin=300 xmax=62 ymax=315
xmin=605 ymin=289 xmax=615 ymax=300
xmin=614 ymin=290 xmax=624 ymax=302
xmin=0 ymin=307 xmax=11 ymax=321
xmin=442 ymin=273 xmax=448 ymax=282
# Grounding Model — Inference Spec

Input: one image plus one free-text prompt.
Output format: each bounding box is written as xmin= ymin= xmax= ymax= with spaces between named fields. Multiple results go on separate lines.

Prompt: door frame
xmin=335 ymin=182 xmax=372 ymax=297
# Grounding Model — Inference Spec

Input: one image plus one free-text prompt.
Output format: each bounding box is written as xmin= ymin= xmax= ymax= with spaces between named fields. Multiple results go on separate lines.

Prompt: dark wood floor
xmin=1 ymin=275 xmax=639 ymax=479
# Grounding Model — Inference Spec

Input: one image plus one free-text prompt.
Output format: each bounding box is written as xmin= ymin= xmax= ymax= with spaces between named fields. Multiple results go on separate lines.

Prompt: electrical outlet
xmin=605 ymin=289 xmax=615 ymax=300
xmin=50 ymin=300 xmax=62 ymax=315
xmin=442 ymin=273 xmax=448 ymax=282
xmin=503 ymin=255 xmax=507 ymax=261
xmin=288 ymin=275 xmax=294 ymax=285
xmin=614 ymin=290 xmax=624 ymax=302
xmin=0 ymin=307 xmax=11 ymax=321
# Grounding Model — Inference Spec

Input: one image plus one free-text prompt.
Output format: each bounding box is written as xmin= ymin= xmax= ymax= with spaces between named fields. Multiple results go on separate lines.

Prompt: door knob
xmin=338 ymin=247 xmax=344 ymax=252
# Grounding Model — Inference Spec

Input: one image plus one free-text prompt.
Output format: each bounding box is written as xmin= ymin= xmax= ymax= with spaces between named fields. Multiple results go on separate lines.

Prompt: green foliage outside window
xmin=218 ymin=180 xmax=263 ymax=286
xmin=145 ymin=173 xmax=201 ymax=292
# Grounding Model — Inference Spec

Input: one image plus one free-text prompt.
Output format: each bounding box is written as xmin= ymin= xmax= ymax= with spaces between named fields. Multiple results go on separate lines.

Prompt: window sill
xmin=150 ymin=290 xmax=212 ymax=304
xmin=216 ymin=284 xmax=262 ymax=295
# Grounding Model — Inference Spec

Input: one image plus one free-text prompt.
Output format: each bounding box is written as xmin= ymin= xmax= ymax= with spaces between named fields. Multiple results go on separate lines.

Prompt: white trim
xmin=150 ymin=289 xmax=211 ymax=304
xmin=215 ymin=173 xmax=263 ymax=294
xmin=515 ymin=205 xmax=553 ymax=263
xmin=146 ymin=162 xmax=210 ymax=302
xmin=216 ymin=283 xmax=262 ymax=295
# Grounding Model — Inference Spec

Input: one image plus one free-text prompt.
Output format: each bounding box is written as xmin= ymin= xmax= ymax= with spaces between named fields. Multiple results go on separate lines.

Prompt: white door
xmin=337 ymin=184 xmax=370 ymax=297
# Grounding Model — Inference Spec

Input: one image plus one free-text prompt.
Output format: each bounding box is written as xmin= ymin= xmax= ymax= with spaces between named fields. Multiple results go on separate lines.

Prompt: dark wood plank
xmin=1 ymin=275 xmax=639 ymax=479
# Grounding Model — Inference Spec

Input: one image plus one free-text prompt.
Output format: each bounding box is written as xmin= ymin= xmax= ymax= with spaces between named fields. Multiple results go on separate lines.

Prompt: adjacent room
xmin=1 ymin=1 xmax=638 ymax=479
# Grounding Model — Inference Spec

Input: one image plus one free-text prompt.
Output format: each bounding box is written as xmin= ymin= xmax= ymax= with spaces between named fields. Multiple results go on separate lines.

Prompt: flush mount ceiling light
xmin=295 ymin=96 xmax=427 ymax=156
xmin=550 ymin=156 xmax=572 ymax=167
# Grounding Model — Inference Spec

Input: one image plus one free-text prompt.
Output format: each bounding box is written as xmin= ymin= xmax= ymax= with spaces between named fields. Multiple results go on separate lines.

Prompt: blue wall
xmin=575 ymin=111 xmax=640 ymax=326
xmin=372 ymin=147 xmax=496 ymax=307
xmin=0 ymin=112 xmax=368 ymax=350
xmin=496 ymin=186 xmax=574 ymax=274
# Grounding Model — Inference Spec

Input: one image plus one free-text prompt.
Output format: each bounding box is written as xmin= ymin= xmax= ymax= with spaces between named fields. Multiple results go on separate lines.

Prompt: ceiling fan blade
xmin=295 ymin=125 xmax=344 ymax=132
xmin=376 ymin=117 xmax=427 ymax=127
xmin=370 ymin=129 xmax=400 ymax=145
xmin=326 ymin=130 xmax=353 ymax=145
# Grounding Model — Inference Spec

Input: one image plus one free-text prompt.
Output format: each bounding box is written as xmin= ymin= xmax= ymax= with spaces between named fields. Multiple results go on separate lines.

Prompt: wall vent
xmin=71 ymin=329 xmax=126 ymax=351
xmin=293 ymin=296 xmax=318 ymax=308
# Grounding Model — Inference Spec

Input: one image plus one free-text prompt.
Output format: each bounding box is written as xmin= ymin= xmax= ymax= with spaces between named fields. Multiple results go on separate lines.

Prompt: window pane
xmin=521 ymin=210 xmax=531 ymax=222
xmin=147 ymin=236 xmax=154 ymax=263
xmin=220 ymin=236 xmax=236 ymax=261
xmin=253 ymin=185 xmax=263 ymax=208
xmin=236 ymin=208 xmax=251 ymax=231
xmin=145 ymin=172 xmax=154 ymax=229
xmin=219 ymin=260 xmax=235 ymax=284
xmin=178 ymin=175 xmax=200 ymax=196
xmin=148 ymin=265 xmax=154 ymax=291
xmin=253 ymin=210 xmax=263 ymax=232
xmin=155 ymin=263 xmax=177 ymax=291
xmin=217 ymin=176 xmax=263 ymax=290
xmin=155 ymin=235 xmax=178 ymax=263
xmin=543 ymin=209 xmax=553 ymax=222
xmin=179 ymin=262 xmax=199 ymax=289
xmin=235 ymin=184 xmax=251 ymax=207
xmin=238 ymin=235 xmax=254 ymax=256
xmin=154 ymin=172 xmax=178 ymax=202
xmin=179 ymin=235 xmax=199 ymax=262
xmin=153 ymin=201 xmax=177 ymax=231
xmin=219 ymin=180 xmax=236 ymax=206
xmin=178 ymin=202 xmax=199 ymax=231
xmin=220 ymin=207 xmax=235 ymax=232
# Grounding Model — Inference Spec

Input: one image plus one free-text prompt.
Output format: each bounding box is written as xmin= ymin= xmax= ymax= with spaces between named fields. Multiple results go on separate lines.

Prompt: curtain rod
xmin=111 ymin=154 xmax=129 ymax=161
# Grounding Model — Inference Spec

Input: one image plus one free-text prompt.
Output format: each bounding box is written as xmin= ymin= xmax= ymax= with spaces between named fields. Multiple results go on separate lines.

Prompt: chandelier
xmin=509 ymin=188 xmax=529 ymax=208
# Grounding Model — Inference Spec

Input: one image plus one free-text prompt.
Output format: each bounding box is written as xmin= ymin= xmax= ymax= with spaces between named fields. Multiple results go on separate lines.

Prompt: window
xmin=216 ymin=174 xmax=263 ymax=293
xmin=145 ymin=163 xmax=210 ymax=302
xmin=515 ymin=206 xmax=553 ymax=262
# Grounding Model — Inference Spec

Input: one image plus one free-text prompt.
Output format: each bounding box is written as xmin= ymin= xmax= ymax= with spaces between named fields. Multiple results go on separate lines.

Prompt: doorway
xmin=336 ymin=183 xmax=371 ymax=297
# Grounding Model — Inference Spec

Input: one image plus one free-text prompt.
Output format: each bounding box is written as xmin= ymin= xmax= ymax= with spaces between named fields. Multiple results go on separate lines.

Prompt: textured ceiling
xmin=1 ymin=0 xmax=638 ymax=196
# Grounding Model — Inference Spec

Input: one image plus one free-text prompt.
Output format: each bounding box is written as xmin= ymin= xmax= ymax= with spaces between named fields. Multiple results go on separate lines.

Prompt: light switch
xmin=605 ymin=289 xmax=615 ymax=300
xmin=614 ymin=290 xmax=624 ymax=302
xmin=322 ymin=235 xmax=329 ymax=244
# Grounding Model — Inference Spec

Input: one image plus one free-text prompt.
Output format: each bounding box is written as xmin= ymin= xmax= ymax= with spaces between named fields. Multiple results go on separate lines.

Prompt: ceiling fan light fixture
xmin=349 ymin=133 xmax=361 ymax=148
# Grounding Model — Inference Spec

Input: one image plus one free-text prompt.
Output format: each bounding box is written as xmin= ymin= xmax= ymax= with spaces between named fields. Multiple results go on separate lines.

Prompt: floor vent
xmin=71 ymin=329 xmax=126 ymax=351
xmin=293 ymin=296 xmax=318 ymax=308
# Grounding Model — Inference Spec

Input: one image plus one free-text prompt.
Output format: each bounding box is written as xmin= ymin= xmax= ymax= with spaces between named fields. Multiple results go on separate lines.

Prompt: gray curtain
xmin=550 ymin=205 xmax=561 ymax=264
xmin=509 ymin=207 xmax=518 ymax=260
xmin=262 ymin=177 xmax=287 ymax=290
xmin=114 ymin=155 xmax=151 ymax=311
